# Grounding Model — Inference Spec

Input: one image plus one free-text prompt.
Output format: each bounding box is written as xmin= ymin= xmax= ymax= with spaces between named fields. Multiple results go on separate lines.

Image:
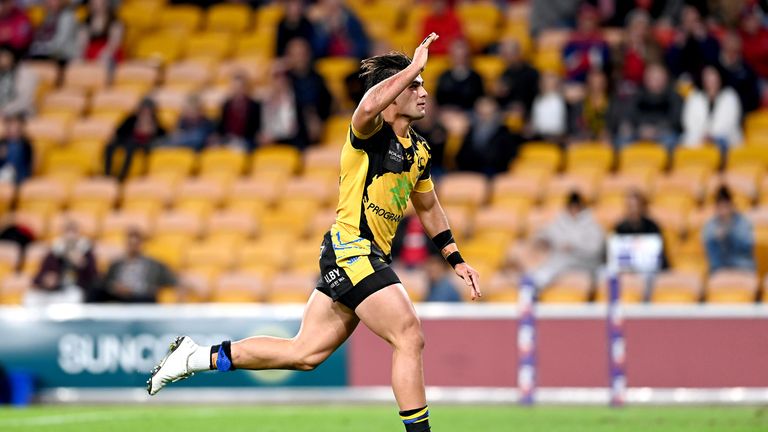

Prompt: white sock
xmin=187 ymin=345 xmax=213 ymax=372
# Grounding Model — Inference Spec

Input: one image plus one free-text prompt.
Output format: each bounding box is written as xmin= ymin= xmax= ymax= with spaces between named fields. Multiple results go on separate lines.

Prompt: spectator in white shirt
xmin=530 ymin=72 xmax=567 ymax=142
xmin=682 ymin=65 xmax=742 ymax=150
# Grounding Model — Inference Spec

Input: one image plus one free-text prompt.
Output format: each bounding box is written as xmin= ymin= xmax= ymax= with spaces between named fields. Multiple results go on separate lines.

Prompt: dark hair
xmin=567 ymin=191 xmax=585 ymax=208
xmin=359 ymin=51 xmax=412 ymax=92
xmin=715 ymin=185 xmax=733 ymax=204
xmin=0 ymin=44 xmax=19 ymax=64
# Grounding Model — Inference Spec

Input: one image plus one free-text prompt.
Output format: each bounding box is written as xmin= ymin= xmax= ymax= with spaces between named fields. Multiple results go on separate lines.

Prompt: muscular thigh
xmin=354 ymin=284 xmax=420 ymax=344
xmin=293 ymin=290 xmax=360 ymax=355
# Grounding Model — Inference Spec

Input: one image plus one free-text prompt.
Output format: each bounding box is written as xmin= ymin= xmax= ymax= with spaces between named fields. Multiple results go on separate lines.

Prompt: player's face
xmin=395 ymin=76 xmax=428 ymax=120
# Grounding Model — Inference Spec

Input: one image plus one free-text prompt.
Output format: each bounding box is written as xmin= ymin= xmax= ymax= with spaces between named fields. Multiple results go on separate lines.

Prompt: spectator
xmin=494 ymin=37 xmax=539 ymax=117
xmin=76 ymin=0 xmax=124 ymax=64
xmin=312 ymin=0 xmax=369 ymax=59
xmin=89 ymin=228 xmax=177 ymax=303
xmin=276 ymin=0 xmax=317 ymax=58
xmin=260 ymin=63 xmax=303 ymax=148
xmin=703 ymin=186 xmax=754 ymax=273
xmin=529 ymin=0 xmax=580 ymax=36
xmin=104 ymin=98 xmax=166 ymax=181
xmin=617 ymin=63 xmax=682 ymax=149
xmin=424 ymin=254 xmax=461 ymax=302
xmin=26 ymin=220 xmax=97 ymax=306
xmin=529 ymin=191 xmax=604 ymax=289
xmin=739 ymin=4 xmax=768 ymax=79
xmin=27 ymin=0 xmax=78 ymax=63
xmin=165 ymin=95 xmax=214 ymax=152
xmin=285 ymin=37 xmax=332 ymax=146
xmin=0 ymin=45 xmax=37 ymax=116
xmin=615 ymin=9 xmax=663 ymax=90
xmin=568 ymin=69 xmax=611 ymax=141
xmin=614 ymin=189 xmax=668 ymax=269
xmin=435 ymin=39 xmax=484 ymax=111
xmin=562 ymin=4 xmax=610 ymax=83
xmin=412 ymin=96 xmax=447 ymax=177
xmin=0 ymin=113 xmax=32 ymax=184
xmin=682 ymin=65 xmax=742 ymax=149
xmin=421 ymin=0 xmax=463 ymax=55
xmin=456 ymin=96 xmax=519 ymax=175
xmin=664 ymin=5 xmax=719 ymax=79
xmin=718 ymin=31 xmax=760 ymax=114
xmin=214 ymin=72 xmax=261 ymax=151
xmin=0 ymin=0 xmax=33 ymax=54
xmin=530 ymin=72 xmax=568 ymax=141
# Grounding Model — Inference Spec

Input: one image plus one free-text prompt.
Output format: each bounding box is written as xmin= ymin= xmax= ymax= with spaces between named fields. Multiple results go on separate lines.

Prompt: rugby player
xmin=147 ymin=32 xmax=481 ymax=432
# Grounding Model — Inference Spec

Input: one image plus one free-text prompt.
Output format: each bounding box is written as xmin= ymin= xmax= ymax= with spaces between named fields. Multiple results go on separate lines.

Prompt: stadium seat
xmin=321 ymin=115 xmax=351 ymax=146
xmin=0 ymin=183 xmax=12 ymax=214
xmin=17 ymin=177 xmax=68 ymax=219
xmin=308 ymin=209 xmax=337 ymax=240
xmin=544 ymin=174 xmax=598 ymax=208
xmin=42 ymin=146 xmax=96 ymax=179
xmin=10 ymin=211 xmax=48 ymax=240
xmin=225 ymin=179 xmax=279 ymax=219
xmin=212 ymin=272 xmax=264 ymax=303
xmin=355 ymin=5 xmax=400 ymax=42
xmin=206 ymin=210 xmax=258 ymax=244
xmin=652 ymin=172 xmax=704 ymax=206
xmin=704 ymin=174 xmax=756 ymax=210
xmin=152 ymin=87 xmax=190 ymax=131
xmin=206 ymin=3 xmax=252 ymax=33
xmin=20 ymin=242 xmax=49 ymax=277
xmin=287 ymin=240 xmax=323 ymax=275
xmin=513 ymin=142 xmax=562 ymax=174
xmin=651 ymin=271 xmax=703 ymax=303
xmin=727 ymin=146 xmax=768 ymax=171
xmin=215 ymin=57 xmax=271 ymax=88
xmin=251 ymin=145 xmax=301 ymax=178
xmin=184 ymin=32 xmax=234 ymax=62
xmin=705 ymin=270 xmax=758 ymax=303
xmin=539 ymin=271 xmax=592 ymax=303
xmin=147 ymin=147 xmax=197 ymax=185
xmin=459 ymin=237 xmax=509 ymax=278
xmin=259 ymin=206 xmax=313 ymax=239
xmin=63 ymin=62 xmax=108 ymax=93
xmin=135 ymin=33 xmax=184 ymax=65
xmin=566 ymin=143 xmax=614 ymax=174
xmin=234 ymin=32 xmax=275 ymax=59
xmin=473 ymin=56 xmax=506 ymax=86
xmin=489 ymin=173 xmax=541 ymax=216
xmin=162 ymin=60 xmax=213 ymax=92
xmin=121 ymin=177 xmax=173 ymax=218
xmin=199 ymin=147 xmax=247 ymax=185
xmin=255 ymin=2 xmax=284 ymax=31
xmin=39 ymin=90 xmax=88 ymax=121
xmin=143 ymin=237 xmax=186 ymax=270
xmin=26 ymin=116 xmax=69 ymax=148
xmin=483 ymin=271 xmax=519 ymax=303
xmin=315 ymin=57 xmax=360 ymax=109
xmin=282 ymin=177 xmax=336 ymax=209
xmin=100 ymin=211 xmax=154 ymax=245
xmin=457 ymin=3 xmax=502 ymax=51
xmin=0 ymin=242 xmax=20 ymax=283
xmin=0 ymin=274 xmax=31 ymax=305
xmin=303 ymin=146 xmax=341 ymax=181
xmin=265 ymin=272 xmax=315 ymax=303
xmin=593 ymin=201 xmax=624 ymax=230
xmin=159 ymin=5 xmax=203 ymax=33
xmin=113 ymin=61 xmax=160 ymax=94
xmin=618 ymin=142 xmax=668 ymax=173
xmin=90 ymin=89 xmax=143 ymax=122
xmin=398 ymin=269 xmax=430 ymax=303
xmin=436 ymin=173 xmax=489 ymax=214
xmin=199 ymin=87 xmax=229 ymax=120
xmin=69 ymin=177 xmax=119 ymax=218
xmin=598 ymin=173 xmax=651 ymax=207
xmin=19 ymin=60 xmax=58 ymax=99
xmin=236 ymin=239 xmax=289 ymax=279
xmin=173 ymin=178 xmax=225 ymax=219
xmin=153 ymin=211 xmax=203 ymax=245
xmin=420 ymin=55 xmax=451 ymax=96
xmin=473 ymin=206 xmax=523 ymax=241
xmin=672 ymin=146 xmax=721 ymax=174
xmin=48 ymin=211 xmax=100 ymax=240
xmin=595 ymin=273 xmax=645 ymax=303
xmin=184 ymin=240 xmax=236 ymax=277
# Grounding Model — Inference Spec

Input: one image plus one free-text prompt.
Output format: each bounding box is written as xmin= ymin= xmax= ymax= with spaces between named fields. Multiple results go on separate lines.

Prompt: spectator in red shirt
xmin=739 ymin=4 xmax=768 ymax=79
xmin=616 ymin=9 xmax=662 ymax=90
xmin=0 ymin=0 xmax=32 ymax=54
xmin=214 ymin=72 xmax=261 ymax=151
xmin=562 ymin=4 xmax=610 ymax=82
xmin=421 ymin=0 xmax=463 ymax=56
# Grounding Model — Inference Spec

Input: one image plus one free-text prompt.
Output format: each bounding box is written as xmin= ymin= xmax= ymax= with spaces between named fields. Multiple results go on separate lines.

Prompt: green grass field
xmin=1 ymin=405 xmax=767 ymax=432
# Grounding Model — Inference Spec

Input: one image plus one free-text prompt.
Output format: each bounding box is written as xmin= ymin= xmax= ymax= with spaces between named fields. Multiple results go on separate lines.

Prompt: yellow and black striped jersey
xmin=330 ymin=121 xmax=433 ymax=261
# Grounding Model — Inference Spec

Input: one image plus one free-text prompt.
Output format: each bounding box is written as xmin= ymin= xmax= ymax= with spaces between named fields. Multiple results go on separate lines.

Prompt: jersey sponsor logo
xmin=323 ymin=268 xmax=342 ymax=284
xmin=366 ymin=202 xmax=403 ymax=222
xmin=389 ymin=176 xmax=412 ymax=211
xmin=387 ymin=148 xmax=404 ymax=163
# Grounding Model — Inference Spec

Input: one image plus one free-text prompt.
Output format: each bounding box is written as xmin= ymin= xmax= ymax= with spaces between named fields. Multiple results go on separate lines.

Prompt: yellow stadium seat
xmin=704 ymin=174 xmax=756 ymax=211
xmin=26 ymin=116 xmax=69 ymax=146
xmin=69 ymin=118 xmax=119 ymax=154
xmin=19 ymin=60 xmax=59 ymax=97
xmin=236 ymin=239 xmax=289 ymax=279
xmin=0 ymin=274 xmax=31 ymax=305
xmin=533 ymin=49 xmax=563 ymax=74
xmin=266 ymin=272 xmax=315 ymax=303
xmin=39 ymin=90 xmax=87 ymax=120
xmin=48 ymin=211 xmax=100 ymax=240
xmin=184 ymin=240 xmax=236 ymax=276
xmin=135 ymin=33 xmax=184 ymax=65
xmin=215 ymin=57 xmax=271 ymax=88
xmin=212 ymin=272 xmax=264 ymax=303
xmin=303 ymin=146 xmax=340 ymax=180
xmin=152 ymin=86 xmax=190 ymax=131
xmin=251 ymin=145 xmax=301 ymax=177
xmin=199 ymin=147 xmax=247 ymax=184
xmin=540 ymin=271 xmax=592 ymax=303
xmin=651 ymin=271 xmax=702 ymax=303
xmin=321 ymin=115 xmax=351 ymax=146
xmin=308 ymin=209 xmax=336 ymax=240
xmin=11 ymin=210 xmax=47 ymax=240
xmin=457 ymin=3 xmax=502 ymax=51
xmin=63 ymin=62 xmax=108 ymax=93
xmin=436 ymin=172 xmax=490 ymax=213
xmin=206 ymin=210 xmax=257 ymax=244
xmin=355 ymin=5 xmax=400 ymax=41
xmin=483 ymin=271 xmax=519 ymax=303
xmin=618 ymin=142 xmax=668 ymax=172
xmin=159 ymin=5 xmax=203 ymax=33
xmin=69 ymin=177 xmax=119 ymax=218
xmin=490 ymin=173 xmax=540 ymax=214
xmin=90 ymin=88 xmax=142 ymax=120
xmin=144 ymin=237 xmax=186 ymax=270
xmin=598 ymin=173 xmax=651 ymax=207
xmin=727 ymin=145 xmax=768 ymax=172
xmin=121 ymin=177 xmax=173 ymax=218
xmin=43 ymin=146 xmax=97 ymax=178
xmin=173 ymin=178 xmax=225 ymax=218
xmin=225 ymin=179 xmax=278 ymax=219
xmin=514 ymin=142 xmax=562 ymax=174
xmin=0 ymin=183 xmax=13 ymax=214
xmin=315 ymin=57 xmax=360 ymax=109
xmin=259 ymin=207 xmax=311 ymax=239
xmin=162 ymin=60 xmax=212 ymax=92
xmin=100 ymin=211 xmax=154 ymax=244
xmin=566 ymin=143 xmax=614 ymax=174
xmin=118 ymin=1 xmax=161 ymax=32
xmin=672 ymin=145 xmax=721 ymax=174
xmin=595 ymin=273 xmax=645 ymax=303
xmin=473 ymin=206 xmax=523 ymax=241
xmin=234 ymin=32 xmax=275 ymax=58
xmin=152 ymin=210 xmax=203 ymax=246
xmin=17 ymin=178 xmax=68 ymax=219
xmin=744 ymin=109 xmax=768 ymax=136
xmin=147 ymin=147 xmax=197 ymax=184
xmin=206 ymin=3 xmax=252 ymax=33
xmin=442 ymin=205 xmax=472 ymax=242
xmin=255 ymin=3 xmax=283 ymax=31
xmin=287 ymin=240 xmax=323 ymax=274
xmin=113 ymin=61 xmax=160 ymax=93
xmin=705 ymin=270 xmax=758 ymax=303
xmin=420 ymin=55 xmax=451 ymax=96
xmin=544 ymin=174 xmax=598 ymax=207
xmin=473 ymin=55 xmax=506 ymax=85
xmin=282 ymin=177 xmax=336 ymax=209
xmin=20 ymin=242 xmax=48 ymax=277
xmin=184 ymin=32 xmax=234 ymax=62
xmin=0 ymin=242 xmax=20 ymax=282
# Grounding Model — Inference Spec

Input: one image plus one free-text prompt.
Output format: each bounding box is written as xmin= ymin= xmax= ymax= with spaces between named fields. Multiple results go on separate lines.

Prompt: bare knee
xmin=390 ymin=318 xmax=425 ymax=354
xmin=289 ymin=341 xmax=329 ymax=371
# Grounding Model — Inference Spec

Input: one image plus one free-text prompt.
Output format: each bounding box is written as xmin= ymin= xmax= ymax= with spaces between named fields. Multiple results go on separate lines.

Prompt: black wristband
xmin=446 ymin=251 xmax=465 ymax=268
xmin=431 ymin=230 xmax=455 ymax=250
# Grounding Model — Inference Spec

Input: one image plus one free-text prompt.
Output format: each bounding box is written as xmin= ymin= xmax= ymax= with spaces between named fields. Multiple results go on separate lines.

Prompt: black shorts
xmin=315 ymin=231 xmax=400 ymax=310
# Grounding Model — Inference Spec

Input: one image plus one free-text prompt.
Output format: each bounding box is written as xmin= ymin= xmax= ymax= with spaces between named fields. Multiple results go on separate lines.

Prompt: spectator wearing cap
xmin=681 ymin=65 xmax=742 ymax=150
xmin=529 ymin=192 xmax=605 ymax=289
xmin=103 ymin=98 xmax=166 ymax=181
xmin=0 ymin=44 xmax=37 ymax=116
xmin=0 ymin=0 xmax=33 ymax=54
xmin=703 ymin=186 xmax=754 ymax=274
xmin=562 ymin=4 xmax=610 ymax=83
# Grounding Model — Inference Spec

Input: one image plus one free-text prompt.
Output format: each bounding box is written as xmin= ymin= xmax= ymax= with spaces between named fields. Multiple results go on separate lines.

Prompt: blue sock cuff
xmin=216 ymin=341 xmax=234 ymax=372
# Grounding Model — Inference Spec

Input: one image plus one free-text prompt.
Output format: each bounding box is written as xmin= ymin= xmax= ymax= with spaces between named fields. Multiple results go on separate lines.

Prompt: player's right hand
xmin=413 ymin=32 xmax=439 ymax=72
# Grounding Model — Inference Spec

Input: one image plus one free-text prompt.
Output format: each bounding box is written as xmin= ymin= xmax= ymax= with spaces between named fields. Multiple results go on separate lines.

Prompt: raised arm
xmin=351 ymin=33 xmax=439 ymax=136
xmin=411 ymin=188 xmax=482 ymax=300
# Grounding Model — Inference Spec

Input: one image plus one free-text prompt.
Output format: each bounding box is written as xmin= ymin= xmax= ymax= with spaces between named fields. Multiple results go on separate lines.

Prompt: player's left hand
xmin=454 ymin=263 xmax=481 ymax=301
